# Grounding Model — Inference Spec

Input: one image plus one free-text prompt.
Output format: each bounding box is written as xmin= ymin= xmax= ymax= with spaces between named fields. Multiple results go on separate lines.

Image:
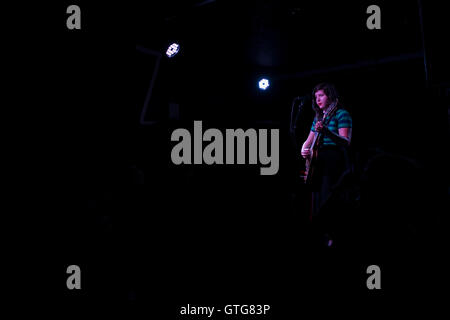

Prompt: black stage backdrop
xmin=12 ymin=0 xmax=447 ymax=316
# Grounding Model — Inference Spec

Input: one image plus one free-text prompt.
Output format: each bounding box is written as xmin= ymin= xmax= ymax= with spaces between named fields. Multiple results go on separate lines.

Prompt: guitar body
xmin=302 ymin=101 xmax=338 ymax=185
xmin=303 ymin=133 xmax=318 ymax=185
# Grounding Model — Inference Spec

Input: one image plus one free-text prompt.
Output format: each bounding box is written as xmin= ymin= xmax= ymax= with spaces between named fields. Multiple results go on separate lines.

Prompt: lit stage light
xmin=258 ymin=78 xmax=270 ymax=90
xmin=166 ymin=43 xmax=180 ymax=58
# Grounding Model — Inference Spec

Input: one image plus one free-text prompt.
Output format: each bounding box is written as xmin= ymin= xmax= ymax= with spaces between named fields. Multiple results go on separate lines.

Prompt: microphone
xmin=296 ymin=94 xmax=312 ymax=111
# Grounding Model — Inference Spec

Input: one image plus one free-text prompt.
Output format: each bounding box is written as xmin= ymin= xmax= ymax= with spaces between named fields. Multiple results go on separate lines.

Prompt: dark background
xmin=16 ymin=0 xmax=447 ymax=315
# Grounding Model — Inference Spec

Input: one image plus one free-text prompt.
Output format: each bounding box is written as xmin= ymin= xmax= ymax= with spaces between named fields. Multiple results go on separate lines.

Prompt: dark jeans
xmin=311 ymin=145 xmax=350 ymax=218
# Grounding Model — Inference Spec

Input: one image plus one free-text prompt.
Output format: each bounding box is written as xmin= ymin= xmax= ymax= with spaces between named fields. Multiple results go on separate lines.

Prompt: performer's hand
xmin=315 ymin=121 xmax=324 ymax=132
xmin=301 ymin=147 xmax=310 ymax=158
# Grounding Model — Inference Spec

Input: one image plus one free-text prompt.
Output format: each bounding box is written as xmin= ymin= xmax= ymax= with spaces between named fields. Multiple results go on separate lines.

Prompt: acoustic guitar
xmin=303 ymin=101 xmax=338 ymax=185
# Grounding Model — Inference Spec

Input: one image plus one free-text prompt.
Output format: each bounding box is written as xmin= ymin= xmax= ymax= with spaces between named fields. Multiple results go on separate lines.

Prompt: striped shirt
xmin=311 ymin=108 xmax=352 ymax=146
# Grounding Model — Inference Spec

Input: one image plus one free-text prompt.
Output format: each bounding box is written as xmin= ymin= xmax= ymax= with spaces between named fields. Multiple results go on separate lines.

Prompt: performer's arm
xmin=301 ymin=131 xmax=315 ymax=158
xmin=327 ymin=127 xmax=352 ymax=146
xmin=315 ymin=121 xmax=352 ymax=146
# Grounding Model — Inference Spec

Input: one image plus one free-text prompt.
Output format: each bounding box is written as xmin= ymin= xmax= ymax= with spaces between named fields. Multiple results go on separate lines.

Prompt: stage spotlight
xmin=166 ymin=43 xmax=180 ymax=58
xmin=258 ymin=78 xmax=270 ymax=90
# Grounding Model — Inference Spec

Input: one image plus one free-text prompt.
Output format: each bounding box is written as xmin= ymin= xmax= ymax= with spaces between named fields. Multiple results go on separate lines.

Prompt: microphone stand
xmin=289 ymin=97 xmax=305 ymax=155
